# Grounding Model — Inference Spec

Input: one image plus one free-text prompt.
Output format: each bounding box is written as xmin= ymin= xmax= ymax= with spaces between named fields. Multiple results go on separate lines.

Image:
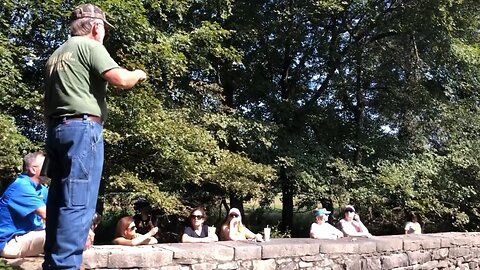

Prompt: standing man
xmin=0 ymin=152 xmax=47 ymax=258
xmin=43 ymin=3 xmax=147 ymax=269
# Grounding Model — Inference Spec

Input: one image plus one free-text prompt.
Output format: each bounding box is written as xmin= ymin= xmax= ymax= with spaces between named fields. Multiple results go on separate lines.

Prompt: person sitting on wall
xmin=219 ymin=208 xmax=263 ymax=241
xmin=0 ymin=152 xmax=48 ymax=258
xmin=405 ymin=212 xmax=422 ymax=234
xmin=181 ymin=207 xmax=218 ymax=243
xmin=133 ymin=198 xmax=157 ymax=235
xmin=337 ymin=205 xmax=372 ymax=238
xmin=112 ymin=216 xmax=158 ymax=246
xmin=310 ymin=208 xmax=344 ymax=239
xmin=84 ymin=212 xmax=102 ymax=250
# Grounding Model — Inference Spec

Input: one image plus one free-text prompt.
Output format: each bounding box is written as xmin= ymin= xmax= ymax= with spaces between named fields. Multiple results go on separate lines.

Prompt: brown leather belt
xmin=56 ymin=114 xmax=103 ymax=125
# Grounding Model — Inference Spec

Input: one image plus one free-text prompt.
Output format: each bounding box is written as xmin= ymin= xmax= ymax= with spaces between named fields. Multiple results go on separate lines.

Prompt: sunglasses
xmin=191 ymin=215 xmax=204 ymax=220
xmin=230 ymin=213 xmax=239 ymax=218
xmin=345 ymin=209 xmax=355 ymax=213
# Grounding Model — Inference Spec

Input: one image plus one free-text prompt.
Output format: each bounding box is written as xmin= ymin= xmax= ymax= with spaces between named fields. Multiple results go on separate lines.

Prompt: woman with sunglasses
xmin=181 ymin=207 xmax=218 ymax=243
xmin=220 ymin=208 xmax=263 ymax=241
xmin=338 ymin=205 xmax=372 ymax=238
xmin=112 ymin=216 xmax=158 ymax=245
xmin=310 ymin=208 xmax=343 ymax=239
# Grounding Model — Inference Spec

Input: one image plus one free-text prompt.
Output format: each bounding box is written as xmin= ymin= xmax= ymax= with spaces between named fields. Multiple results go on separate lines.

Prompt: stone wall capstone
xmin=82 ymin=232 xmax=480 ymax=269
xmin=4 ymin=232 xmax=480 ymax=270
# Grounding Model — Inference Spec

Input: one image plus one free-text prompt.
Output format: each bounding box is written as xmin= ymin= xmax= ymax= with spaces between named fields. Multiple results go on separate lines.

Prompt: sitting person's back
xmin=405 ymin=213 xmax=422 ymax=234
xmin=112 ymin=216 xmax=158 ymax=246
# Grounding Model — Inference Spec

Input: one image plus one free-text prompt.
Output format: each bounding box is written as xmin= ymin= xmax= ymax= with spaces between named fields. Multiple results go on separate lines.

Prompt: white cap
xmin=344 ymin=205 xmax=356 ymax=212
xmin=229 ymin=208 xmax=241 ymax=216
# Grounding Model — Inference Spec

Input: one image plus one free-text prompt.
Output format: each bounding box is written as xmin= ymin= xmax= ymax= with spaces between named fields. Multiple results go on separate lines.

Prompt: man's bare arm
xmin=102 ymin=68 xmax=147 ymax=89
xmin=35 ymin=205 xmax=47 ymax=220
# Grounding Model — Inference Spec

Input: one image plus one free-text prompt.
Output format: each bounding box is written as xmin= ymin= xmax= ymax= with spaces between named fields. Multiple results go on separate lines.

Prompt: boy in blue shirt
xmin=0 ymin=152 xmax=47 ymax=258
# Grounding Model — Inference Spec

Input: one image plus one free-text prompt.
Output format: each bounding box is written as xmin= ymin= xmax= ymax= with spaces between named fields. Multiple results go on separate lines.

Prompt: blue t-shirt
xmin=33 ymin=184 xmax=48 ymax=228
xmin=0 ymin=174 xmax=46 ymax=251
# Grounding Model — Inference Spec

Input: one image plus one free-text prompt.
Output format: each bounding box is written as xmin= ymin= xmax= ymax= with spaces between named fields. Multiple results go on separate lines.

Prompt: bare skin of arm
xmin=181 ymin=234 xmax=215 ymax=243
xmin=113 ymin=227 xmax=158 ymax=246
xmin=102 ymin=68 xmax=147 ymax=89
xmin=220 ymin=225 xmax=231 ymax=240
xmin=35 ymin=205 xmax=47 ymax=220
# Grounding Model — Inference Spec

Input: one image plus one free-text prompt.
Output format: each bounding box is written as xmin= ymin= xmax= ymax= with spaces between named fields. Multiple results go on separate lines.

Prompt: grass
xmin=0 ymin=259 xmax=22 ymax=270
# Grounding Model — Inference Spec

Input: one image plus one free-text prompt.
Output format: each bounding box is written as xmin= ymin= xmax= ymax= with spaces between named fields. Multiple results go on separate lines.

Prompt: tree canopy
xmin=1 ymin=0 xmax=479 ymax=235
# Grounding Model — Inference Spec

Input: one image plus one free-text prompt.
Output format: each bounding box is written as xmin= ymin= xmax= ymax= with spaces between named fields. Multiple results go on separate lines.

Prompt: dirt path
xmin=2 ymin=257 xmax=43 ymax=270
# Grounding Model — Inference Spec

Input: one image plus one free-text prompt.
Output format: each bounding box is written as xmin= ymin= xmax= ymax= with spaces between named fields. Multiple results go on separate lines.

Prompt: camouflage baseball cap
xmin=71 ymin=3 xmax=114 ymax=28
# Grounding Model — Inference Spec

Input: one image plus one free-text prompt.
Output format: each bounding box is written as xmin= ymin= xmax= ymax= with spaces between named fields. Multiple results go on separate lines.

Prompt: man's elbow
xmin=35 ymin=206 xmax=47 ymax=220
xmin=111 ymin=79 xmax=135 ymax=89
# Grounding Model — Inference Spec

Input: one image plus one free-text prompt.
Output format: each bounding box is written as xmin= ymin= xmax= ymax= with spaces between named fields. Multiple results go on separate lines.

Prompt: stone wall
xmin=79 ymin=232 xmax=480 ymax=270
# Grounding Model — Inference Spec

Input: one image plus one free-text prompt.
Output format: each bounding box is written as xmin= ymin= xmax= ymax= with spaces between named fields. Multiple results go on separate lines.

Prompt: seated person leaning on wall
xmin=0 ymin=151 xmax=47 ymax=258
xmin=405 ymin=212 xmax=422 ymax=234
xmin=219 ymin=208 xmax=263 ymax=241
xmin=133 ymin=198 xmax=157 ymax=235
xmin=337 ymin=205 xmax=372 ymax=238
xmin=84 ymin=212 xmax=102 ymax=250
xmin=181 ymin=207 xmax=218 ymax=243
xmin=112 ymin=216 xmax=158 ymax=246
xmin=310 ymin=208 xmax=343 ymax=240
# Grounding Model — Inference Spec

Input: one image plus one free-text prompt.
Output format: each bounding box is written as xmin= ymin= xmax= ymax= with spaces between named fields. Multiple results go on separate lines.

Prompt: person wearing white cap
xmin=338 ymin=205 xmax=372 ymax=238
xmin=219 ymin=208 xmax=263 ymax=241
xmin=309 ymin=208 xmax=343 ymax=239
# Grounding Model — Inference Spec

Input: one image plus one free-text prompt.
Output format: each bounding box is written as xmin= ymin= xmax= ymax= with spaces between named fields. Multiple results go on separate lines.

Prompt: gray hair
xmin=23 ymin=151 xmax=45 ymax=172
xmin=70 ymin=18 xmax=94 ymax=36
xmin=316 ymin=214 xmax=327 ymax=221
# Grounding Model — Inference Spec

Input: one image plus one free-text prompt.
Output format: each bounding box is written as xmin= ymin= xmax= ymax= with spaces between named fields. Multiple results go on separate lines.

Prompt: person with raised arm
xmin=220 ymin=208 xmax=263 ymax=242
xmin=43 ymin=3 xmax=147 ymax=269
xmin=112 ymin=216 xmax=158 ymax=246
xmin=338 ymin=205 xmax=372 ymax=238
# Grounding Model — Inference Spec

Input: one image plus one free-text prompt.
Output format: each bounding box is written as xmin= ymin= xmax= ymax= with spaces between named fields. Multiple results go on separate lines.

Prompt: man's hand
xmin=134 ymin=69 xmax=147 ymax=81
xmin=103 ymin=68 xmax=148 ymax=89
xmin=149 ymin=226 xmax=159 ymax=236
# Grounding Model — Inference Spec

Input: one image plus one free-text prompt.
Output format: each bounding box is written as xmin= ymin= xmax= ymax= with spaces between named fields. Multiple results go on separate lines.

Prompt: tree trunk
xmin=353 ymin=51 xmax=365 ymax=165
xmin=229 ymin=193 xmax=244 ymax=216
xmin=280 ymin=168 xmax=293 ymax=232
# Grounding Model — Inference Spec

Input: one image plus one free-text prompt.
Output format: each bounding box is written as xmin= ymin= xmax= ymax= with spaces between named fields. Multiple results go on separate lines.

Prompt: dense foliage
xmin=1 ymin=0 xmax=479 ymax=236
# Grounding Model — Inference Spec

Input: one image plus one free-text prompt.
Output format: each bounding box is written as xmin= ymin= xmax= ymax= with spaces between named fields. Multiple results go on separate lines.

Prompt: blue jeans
xmin=43 ymin=116 xmax=104 ymax=270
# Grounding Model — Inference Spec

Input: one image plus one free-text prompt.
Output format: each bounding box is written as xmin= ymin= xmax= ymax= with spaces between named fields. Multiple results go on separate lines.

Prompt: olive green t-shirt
xmin=44 ymin=36 xmax=119 ymax=121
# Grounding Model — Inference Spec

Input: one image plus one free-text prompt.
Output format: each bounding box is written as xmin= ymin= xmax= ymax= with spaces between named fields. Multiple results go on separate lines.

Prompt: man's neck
xmin=29 ymin=175 xmax=40 ymax=186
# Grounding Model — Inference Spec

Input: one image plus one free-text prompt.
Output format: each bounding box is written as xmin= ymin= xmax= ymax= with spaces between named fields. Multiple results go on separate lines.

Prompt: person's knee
xmin=18 ymin=230 xmax=46 ymax=257
xmin=1 ymin=239 xmax=22 ymax=258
